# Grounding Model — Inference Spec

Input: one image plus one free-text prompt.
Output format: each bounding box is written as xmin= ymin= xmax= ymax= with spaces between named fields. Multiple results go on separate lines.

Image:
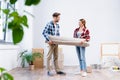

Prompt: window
xmin=0 ymin=1 xmax=4 ymax=42
xmin=0 ymin=1 xmax=15 ymax=43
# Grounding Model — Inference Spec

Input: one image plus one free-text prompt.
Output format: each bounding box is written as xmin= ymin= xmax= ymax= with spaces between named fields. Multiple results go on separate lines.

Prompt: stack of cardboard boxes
xmin=58 ymin=47 xmax=64 ymax=70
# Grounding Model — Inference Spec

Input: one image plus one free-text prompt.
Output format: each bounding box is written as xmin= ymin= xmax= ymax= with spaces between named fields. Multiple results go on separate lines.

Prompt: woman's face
xmin=79 ymin=21 xmax=83 ymax=27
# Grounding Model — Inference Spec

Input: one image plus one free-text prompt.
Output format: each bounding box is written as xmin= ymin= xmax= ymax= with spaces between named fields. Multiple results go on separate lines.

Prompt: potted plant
xmin=19 ymin=50 xmax=42 ymax=70
xmin=0 ymin=67 xmax=14 ymax=80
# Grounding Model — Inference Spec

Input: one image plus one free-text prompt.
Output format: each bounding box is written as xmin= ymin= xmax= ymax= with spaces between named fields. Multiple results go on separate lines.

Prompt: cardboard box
xmin=87 ymin=66 xmax=92 ymax=73
xmin=58 ymin=61 xmax=64 ymax=70
xmin=32 ymin=48 xmax=44 ymax=69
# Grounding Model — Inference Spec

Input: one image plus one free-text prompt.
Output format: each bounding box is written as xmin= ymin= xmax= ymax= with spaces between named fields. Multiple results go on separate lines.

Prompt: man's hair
xmin=52 ymin=12 xmax=61 ymax=17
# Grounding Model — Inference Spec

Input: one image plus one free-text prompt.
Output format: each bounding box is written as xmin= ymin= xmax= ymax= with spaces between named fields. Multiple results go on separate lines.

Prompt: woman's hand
xmin=80 ymin=39 xmax=86 ymax=45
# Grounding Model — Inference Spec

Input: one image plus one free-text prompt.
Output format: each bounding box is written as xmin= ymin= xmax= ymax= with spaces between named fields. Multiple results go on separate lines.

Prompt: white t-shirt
xmin=54 ymin=24 xmax=58 ymax=36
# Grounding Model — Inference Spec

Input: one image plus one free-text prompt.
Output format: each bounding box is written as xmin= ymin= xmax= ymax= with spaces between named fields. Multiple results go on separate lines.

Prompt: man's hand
xmin=48 ymin=41 xmax=53 ymax=45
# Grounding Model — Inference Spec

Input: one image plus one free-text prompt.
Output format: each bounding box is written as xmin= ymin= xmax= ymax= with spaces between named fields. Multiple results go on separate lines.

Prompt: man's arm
xmin=42 ymin=24 xmax=50 ymax=41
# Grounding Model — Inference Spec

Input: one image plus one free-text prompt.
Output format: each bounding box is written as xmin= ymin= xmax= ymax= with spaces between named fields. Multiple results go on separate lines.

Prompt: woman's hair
xmin=80 ymin=19 xmax=86 ymax=28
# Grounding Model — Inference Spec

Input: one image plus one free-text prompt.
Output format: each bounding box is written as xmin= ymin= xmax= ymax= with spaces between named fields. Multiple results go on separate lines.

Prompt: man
xmin=42 ymin=12 xmax=66 ymax=76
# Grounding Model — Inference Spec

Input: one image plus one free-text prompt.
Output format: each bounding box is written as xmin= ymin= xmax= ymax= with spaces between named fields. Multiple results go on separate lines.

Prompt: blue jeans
xmin=76 ymin=46 xmax=86 ymax=71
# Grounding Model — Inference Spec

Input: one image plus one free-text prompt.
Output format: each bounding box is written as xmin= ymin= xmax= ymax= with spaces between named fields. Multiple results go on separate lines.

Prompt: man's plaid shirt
xmin=42 ymin=21 xmax=60 ymax=42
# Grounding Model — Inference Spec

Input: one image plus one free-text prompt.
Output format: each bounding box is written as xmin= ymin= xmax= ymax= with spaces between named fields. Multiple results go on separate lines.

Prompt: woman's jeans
xmin=76 ymin=46 xmax=86 ymax=71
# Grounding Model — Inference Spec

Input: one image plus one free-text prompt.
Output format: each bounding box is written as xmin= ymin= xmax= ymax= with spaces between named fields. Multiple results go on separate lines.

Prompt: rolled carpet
xmin=49 ymin=36 xmax=90 ymax=47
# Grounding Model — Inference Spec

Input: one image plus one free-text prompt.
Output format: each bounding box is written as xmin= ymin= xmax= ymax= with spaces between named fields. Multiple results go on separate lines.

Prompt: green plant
xmin=2 ymin=9 xmax=29 ymax=44
xmin=6 ymin=0 xmax=41 ymax=6
xmin=19 ymin=50 xmax=28 ymax=67
xmin=1 ymin=0 xmax=41 ymax=44
xmin=0 ymin=67 xmax=14 ymax=80
xmin=19 ymin=50 xmax=43 ymax=67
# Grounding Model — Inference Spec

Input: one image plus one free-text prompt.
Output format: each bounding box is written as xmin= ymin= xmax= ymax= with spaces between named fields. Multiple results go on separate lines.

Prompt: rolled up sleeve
xmin=42 ymin=24 xmax=50 ymax=41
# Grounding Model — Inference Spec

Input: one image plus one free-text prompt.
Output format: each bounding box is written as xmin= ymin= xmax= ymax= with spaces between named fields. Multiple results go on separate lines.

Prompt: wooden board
xmin=101 ymin=43 xmax=120 ymax=67
xmin=101 ymin=43 xmax=120 ymax=59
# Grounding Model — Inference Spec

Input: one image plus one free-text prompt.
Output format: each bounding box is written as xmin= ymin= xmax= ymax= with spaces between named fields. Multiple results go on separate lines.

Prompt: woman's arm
xmin=73 ymin=28 xmax=78 ymax=38
xmin=85 ymin=29 xmax=90 ymax=42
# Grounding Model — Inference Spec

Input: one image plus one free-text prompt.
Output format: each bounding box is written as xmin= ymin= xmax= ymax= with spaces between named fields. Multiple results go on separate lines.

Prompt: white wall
xmin=32 ymin=0 xmax=120 ymax=66
xmin=0 ymin=44 xmax=19 ymax=71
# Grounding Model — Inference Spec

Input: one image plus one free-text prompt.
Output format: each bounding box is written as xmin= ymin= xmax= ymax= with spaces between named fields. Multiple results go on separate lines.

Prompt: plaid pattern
xmin=42 ymin=21 xmax=60 ymax=41
xmin=73 ymin=27 xmax=90 ymax=41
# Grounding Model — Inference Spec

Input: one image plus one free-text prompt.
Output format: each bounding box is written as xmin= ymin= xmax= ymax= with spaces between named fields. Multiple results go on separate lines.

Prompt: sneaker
xmin=57 ymin=71 xmax=66 ymax=75
xmin=74 ymin=71 xmax=81 ymax=75
xmin=81 ymin=72 xmax=87 ymax=77
xmin=47 ymin=71 xmax=54 ymax=76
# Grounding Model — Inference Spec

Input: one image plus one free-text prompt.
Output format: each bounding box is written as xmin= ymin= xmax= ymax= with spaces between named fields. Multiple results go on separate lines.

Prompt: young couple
xmin=42 ymin=12 xmax=90 ymax=77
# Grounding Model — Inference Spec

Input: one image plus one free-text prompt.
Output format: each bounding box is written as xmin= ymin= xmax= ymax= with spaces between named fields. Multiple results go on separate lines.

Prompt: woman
xmin=73 ymin=19 xmax=90 ymax=77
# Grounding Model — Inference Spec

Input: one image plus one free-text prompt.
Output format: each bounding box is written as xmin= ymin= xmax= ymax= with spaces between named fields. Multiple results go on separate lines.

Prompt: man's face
xmin=53 ymin=16 xmax=60 ymax=22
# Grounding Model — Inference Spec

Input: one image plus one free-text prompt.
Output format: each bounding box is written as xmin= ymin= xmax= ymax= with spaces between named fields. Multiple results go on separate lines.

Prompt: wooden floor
xmin=9 ymin=66 xmax=120 ymax=80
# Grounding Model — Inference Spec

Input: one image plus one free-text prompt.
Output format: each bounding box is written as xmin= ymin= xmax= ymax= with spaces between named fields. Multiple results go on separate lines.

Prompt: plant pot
xmin=29 ymin=65 xmax=34 ymax=70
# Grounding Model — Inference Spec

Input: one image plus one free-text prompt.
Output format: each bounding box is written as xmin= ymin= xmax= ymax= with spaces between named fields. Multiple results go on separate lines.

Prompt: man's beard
xmin=55 ymin=20 xmax=59 ymax=22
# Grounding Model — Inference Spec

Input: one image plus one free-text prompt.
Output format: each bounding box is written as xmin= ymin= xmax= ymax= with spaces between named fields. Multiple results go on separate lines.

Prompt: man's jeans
xmin=76 ymin=46 xmax=86 ymax=71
